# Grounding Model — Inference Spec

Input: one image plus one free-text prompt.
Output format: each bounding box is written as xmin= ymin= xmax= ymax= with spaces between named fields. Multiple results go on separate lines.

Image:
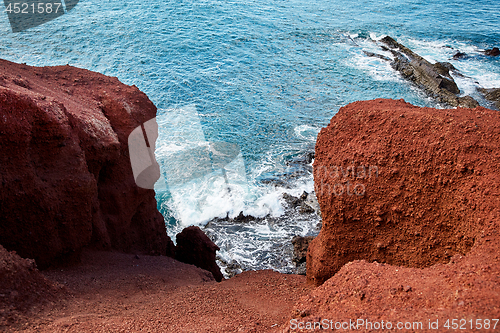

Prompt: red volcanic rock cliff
xmin=0 ymin=59 xmax=174 ymax=267
xmin=289 ymin=99 xmax=500 ymax=329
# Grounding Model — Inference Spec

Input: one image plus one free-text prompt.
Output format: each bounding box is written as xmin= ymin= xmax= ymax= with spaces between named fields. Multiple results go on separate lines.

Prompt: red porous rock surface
xmin=0 ymin=58 xmax=175 ymax=268
xmin=287 ymin=98 xmax=500 ymax=331
xmin=176 ymin=226 xmax=224 ymax=282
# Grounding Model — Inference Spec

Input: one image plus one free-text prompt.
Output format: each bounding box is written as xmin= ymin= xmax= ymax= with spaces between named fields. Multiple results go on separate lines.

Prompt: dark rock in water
xmin=380 ymin=36 xmax=479 ymax=108
xmin=0 ymin=245 xmax=65 ymax=318
xmin=380 ymin=36 xmax=400 ymax=49
xmin=282 ymin=192 xmax=317 ymax=215
xmin=452 ymin=51 xmax=468 ymax=60
xmin=363 ymin=50 xmax=392 ymax=62
xmin=282 ymin=193 xmax=301 ymax=208
xmin=432 ymin=62 xmax=456 ymax=79
xmin=233 ymin=211 xmax=257 ymax=223
xmin=217 ymin=257 xmax=243 ymax=278
xmin=484 ymin=47 xmax=500 ymax=57
xmin=291 ymin=235 xmax=315 ymax=267
xmin=299 ymin=203 xmax=315 ymax=214
xmin=302 ymin=151 xmax=315 ymax=164
xmin=175 ymin=226 xmax=224 ymax=282
xmin=478 ymin=87 xmax=500 ymax=110
xmin=206 ymin=211 xmax=262 ymax=225
xmin=225 ymin=260 xmax=243 ymax=278
xmin=458 ymin=95 xmax=482 ymax=109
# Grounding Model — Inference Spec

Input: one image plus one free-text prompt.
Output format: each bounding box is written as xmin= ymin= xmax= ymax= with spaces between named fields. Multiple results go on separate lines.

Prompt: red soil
xmin=2 ymin=249 xmax=310 ymax=333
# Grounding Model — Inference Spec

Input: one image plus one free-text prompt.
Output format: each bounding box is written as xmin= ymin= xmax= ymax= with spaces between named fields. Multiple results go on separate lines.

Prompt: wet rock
xmin=291 ymin=236 xmax=314 ymax=266
xmin=483 ymin=47 xmax=500 ymax=57
xmin=282 ymin=193 xmax=302 ymax=208
xmin=308 ymin=98 xmax=500 ymax=286
xmin=260 ymin=150 xmax=315 ymax=188
xmin=219 ymin=258 xmax=244 ymax=278
xmin=432 ymin=62 xmax=456 ymax=79
xmin=295 ymin=262 xmax=307 ymax=275
xmin=299 ymin=203 xmax=315 ymax=214
xmin=478 ymin=87 xmax=500 ymax=110
xmin=289 ymin=151 xmax=315 ymax=166
xmin=175 ymin=226 xmax=224 ymax=282
xmin=0 ymin=245 xmax=64 ymax=322
xmin=260 ymin=177 xmax=290 ymax=188
xmin=379 ymin=36 xmax=479 ymax=108
xmin=282 ymin=192 xmax=317 ymax=215
xmin=452 ymin=51 xmax=468 ymax=60
xmin=363 ymin=50 xmax=392 ymax=61
xmin=304 ymin=192 xmax=321 ymax=216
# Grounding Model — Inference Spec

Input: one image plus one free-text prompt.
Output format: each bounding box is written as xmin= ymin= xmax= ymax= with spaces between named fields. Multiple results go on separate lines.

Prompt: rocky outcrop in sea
xmin=364 ymin=36 xmax=500 ymax=110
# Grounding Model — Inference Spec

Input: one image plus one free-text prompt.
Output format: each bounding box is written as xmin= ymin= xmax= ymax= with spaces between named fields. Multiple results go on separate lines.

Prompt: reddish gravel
xmin=4 ymin=249 xmax=311 ymax=333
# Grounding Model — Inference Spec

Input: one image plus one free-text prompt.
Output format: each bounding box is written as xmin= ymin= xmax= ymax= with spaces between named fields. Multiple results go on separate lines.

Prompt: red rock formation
xmin=0 ymin=59 xmax=174 ymax=268
xmin=290 ymin=99 xmax=500 ymax=329
xmin=175 ymin=226 xmax=224 ymax=282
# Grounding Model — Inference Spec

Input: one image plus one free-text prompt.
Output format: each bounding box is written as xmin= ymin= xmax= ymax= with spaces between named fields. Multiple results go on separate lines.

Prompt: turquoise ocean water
xmin=1 ymin=0 xmax=499 ymax=275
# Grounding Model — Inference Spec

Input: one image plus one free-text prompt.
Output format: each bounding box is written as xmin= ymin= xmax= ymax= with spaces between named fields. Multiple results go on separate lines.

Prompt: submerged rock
xmin=0 ymin=245 xmax=65 ymax=325
xmin=282 ymin=193 xmax=302 ymax=208
xmin=363 ymin=50 xmax=391 ymax=61
xmin=281 ymin=192 xmax=318 ymax=215
xmin=309 ymin=98 xmax=499 ymax=286
xmin=452 ymin=51 xmax=468 ymax=60
xmin=292 ymin=236 xmax=314 ymax=265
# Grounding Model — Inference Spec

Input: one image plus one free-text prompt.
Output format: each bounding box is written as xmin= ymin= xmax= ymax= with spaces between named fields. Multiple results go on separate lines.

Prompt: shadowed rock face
xmin=380 ymin=36 xmax=479 ymax=108
xmin=0 ymin=59 xmax=174 ymax=268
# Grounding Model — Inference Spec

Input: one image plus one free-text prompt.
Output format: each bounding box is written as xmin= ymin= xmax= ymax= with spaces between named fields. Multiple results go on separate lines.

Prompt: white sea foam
xmin=293 ymin=124 xmax=321 ymax=141
xmin=369 ymin=32 xmax=385 ymax=41
xmin=155 ymin=106 xmax=318 ymax=228
xmin=155 ymin=107 xmax=321 ymax=276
